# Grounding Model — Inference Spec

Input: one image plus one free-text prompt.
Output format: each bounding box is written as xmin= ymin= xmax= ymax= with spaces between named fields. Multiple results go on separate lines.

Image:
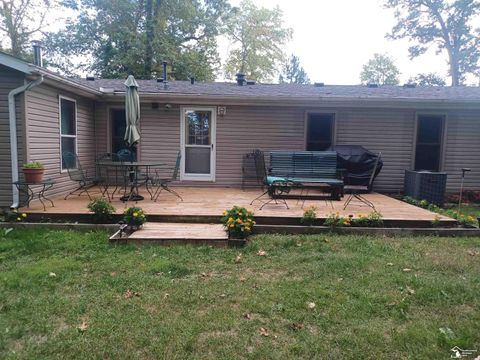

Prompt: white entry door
xmin=180 ymin=107 xmax=216 ymax=181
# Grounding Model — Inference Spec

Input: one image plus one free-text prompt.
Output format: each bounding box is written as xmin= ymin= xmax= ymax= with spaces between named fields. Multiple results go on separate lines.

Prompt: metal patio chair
xmin=150 ymin=152 xmax=183 ymax=202
xmin=62 ymin=151 xmax=100 ymax=200
xmin=343 ymin=152 xmax=382 ymax=210
xmin=249 ymin=149 xmax=292 ymax=210
xmin=96 ymin=153 xmax=121 ymax=200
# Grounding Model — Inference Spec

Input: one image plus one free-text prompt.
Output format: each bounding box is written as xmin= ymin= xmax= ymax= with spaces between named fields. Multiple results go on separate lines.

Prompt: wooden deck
xmin=22 ymin=186 xmax=456 ymax=227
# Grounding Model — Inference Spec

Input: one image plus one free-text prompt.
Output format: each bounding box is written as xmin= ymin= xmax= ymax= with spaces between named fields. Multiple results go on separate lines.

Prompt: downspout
xmin=8 ymin=75 xmax=44 ymax=208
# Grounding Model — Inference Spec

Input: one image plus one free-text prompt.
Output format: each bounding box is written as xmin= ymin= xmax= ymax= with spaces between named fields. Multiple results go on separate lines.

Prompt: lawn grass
xmin=0 ymin=229 xmax=479 ymax=359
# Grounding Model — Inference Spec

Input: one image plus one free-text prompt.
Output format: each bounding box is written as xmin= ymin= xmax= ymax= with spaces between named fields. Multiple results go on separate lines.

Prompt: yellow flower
xmin=21 ymin=213 xmax=27 ymax=218
xmin=229 ymin=224 xmax=234 ymax=228
xmin=133 ymin=212 xmax=138 ymax=217
xmin=16 ymin=217 xmax=21 ymax=221
xmin=228 ymin=217 xmax=234 ymax=222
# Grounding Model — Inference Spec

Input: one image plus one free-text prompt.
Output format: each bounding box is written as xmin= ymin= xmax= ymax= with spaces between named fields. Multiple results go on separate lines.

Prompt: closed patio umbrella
xmin=124 ymin=75 xmax=141 ymax=147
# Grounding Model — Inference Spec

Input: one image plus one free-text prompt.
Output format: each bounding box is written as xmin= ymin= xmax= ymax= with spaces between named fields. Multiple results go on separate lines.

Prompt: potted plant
xmin=22 ymin=161 xmax=45 ymax=183
xmin=221 ymin=206 xmax=255 ymax=243
xmin=123 ymin=206 xmax=147 ymax=231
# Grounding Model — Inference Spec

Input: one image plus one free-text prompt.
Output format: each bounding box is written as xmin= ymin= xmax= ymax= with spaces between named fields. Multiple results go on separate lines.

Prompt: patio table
xmin=96 ymin=161 xmax=166 ymax=202
xmin=13 ymin=179 xmax=55 ymax=211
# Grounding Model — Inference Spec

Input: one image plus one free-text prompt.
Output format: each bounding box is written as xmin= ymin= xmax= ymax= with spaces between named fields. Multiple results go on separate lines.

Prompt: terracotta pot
xmin=23 ymin=168 xmax=44 ymax=183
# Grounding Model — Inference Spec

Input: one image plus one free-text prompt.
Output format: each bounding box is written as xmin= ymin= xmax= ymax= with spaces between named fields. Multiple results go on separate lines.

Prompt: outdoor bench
xmin=267 ymin=151 xmax=344 ymax=200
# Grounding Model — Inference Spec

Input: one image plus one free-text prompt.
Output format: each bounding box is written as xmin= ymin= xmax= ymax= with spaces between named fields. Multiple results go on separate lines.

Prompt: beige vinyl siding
xmin=94 ymin=100 xmax=480 ymax=193
xmin=335 ymin=108 xmax=416 ymax=192
xmin=25 ymin=84 xmax=96 ymax=198
xmin=0 ymin=66 xmax=25 ymax=208
xmin=443 ymin=110 xmax=480 ymax=191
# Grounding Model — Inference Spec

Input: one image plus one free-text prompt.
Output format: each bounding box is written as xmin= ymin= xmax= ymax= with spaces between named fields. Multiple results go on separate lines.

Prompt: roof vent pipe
xmin=32 ymin=40 xmax=43 ymax=67
xmin=162 ymin=61 xmax=168 ymax=82
xmin=236 ymin=73 xmax=246 ymax=86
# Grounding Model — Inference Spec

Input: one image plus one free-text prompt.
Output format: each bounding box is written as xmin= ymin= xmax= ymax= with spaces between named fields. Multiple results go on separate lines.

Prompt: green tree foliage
xmin=278 ymin=54 xmax=310 ymax=84
xmin=408 ymin=72 xmax=446 ymax=86
xmin=224 ymin=0 xmax=292 ymax=82
xmin=360 ymin=53 xmax=400 ymax=85
xmin=0 ymin=0 xmax=56 ymax=57
xmin=385 ymin=0 xmax=480 ymax=86
xmin=45 ymin=0 xmax=231 ymax=80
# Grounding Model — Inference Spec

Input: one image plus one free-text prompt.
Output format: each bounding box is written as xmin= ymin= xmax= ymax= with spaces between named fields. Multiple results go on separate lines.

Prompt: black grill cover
xmin=327 ymin=145 xmax=383 ymax=186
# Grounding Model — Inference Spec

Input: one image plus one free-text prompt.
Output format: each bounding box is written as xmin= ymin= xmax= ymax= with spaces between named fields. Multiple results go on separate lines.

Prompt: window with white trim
xmin=60 ymin=97 xmax=77 ymax=170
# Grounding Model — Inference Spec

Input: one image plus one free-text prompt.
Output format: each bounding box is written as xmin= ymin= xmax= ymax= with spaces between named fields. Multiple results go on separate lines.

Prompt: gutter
xmin=8 ymin=75 xmax=44 ymax=209
xmin=31 ymin=67 xmax=103 ymax=96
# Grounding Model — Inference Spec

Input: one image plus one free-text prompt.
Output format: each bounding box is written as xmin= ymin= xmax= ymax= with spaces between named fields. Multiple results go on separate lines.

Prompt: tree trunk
xmin=144 ymin=0 xmax=154 ymax=78
xmin=448 ymin=50 xmax=460 ymax=86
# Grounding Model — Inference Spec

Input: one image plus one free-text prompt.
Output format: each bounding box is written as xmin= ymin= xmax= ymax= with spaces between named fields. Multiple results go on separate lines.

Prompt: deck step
xmin=110 ymin=223 xmax=237 ymax=246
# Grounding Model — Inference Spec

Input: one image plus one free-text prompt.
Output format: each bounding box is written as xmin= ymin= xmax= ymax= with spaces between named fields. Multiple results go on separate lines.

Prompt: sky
xmin=220 ymin=0 xmax=452 ymax=85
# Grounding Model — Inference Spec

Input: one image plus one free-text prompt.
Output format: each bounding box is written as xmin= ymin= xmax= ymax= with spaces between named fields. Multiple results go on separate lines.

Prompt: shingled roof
xmin=72 ymin=78 xmax=480 ymax=102
xmin=2 ymin=50 xmax=479 ymax=103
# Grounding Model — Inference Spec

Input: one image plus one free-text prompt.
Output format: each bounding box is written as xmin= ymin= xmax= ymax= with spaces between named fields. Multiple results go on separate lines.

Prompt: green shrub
xmin=221 ymin=206 xmax=255 ymax=239
xmin=301 ymin=206 xmax=317 ymax=225
xmin=403 ymin=196 xmax=478 ymax=228
xmin=352 ymin=211 xmax=384 ymax=227
xmin=23 ymin=161 xmax=44 ymax=169
xmin=87 ymin=198 xmax=116 ymax=223
xmin=324 ymin=212 xmax=351 ymax=227
xmin=123 ymin=207 xmax=147 ymax=227
xmin=3 ymin=209 xmax=27 ymax=222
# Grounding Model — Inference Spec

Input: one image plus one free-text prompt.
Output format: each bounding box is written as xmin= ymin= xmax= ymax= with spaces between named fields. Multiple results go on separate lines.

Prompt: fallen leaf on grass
xmin=290 ymin=323 xmax=304 ymax=331
xmin=257 ymin=250 xmax=267 ymax=257
xmin=124 ymin=289 xmax=140 ymax=299
xmin=259 ymin=327 xmax=269 ymax=337
xmin=402 ymin=268 xmax=412 ymax=272
xmin=239 ymin=277 xmax=246 ymax=282
xmin=467 ymin=249 xmax=479 ymax=256
xmin=306 ymin=302 xmax=316 ymax=309
xmin=163 ymin=293 xmax=169 ymax=299
xmin=77 ymin=321 xmax=88 ymax=332
xmin=235 ymin=254 xmax=242 ymax=263
xmin=243 ymin=313 xmax=252 ymax=320
xmin=48 ymin=272 xmax=56 ymax=277
xmin=406 ymin=286 xmax=415 ymax=295
xmin=219 ymin=293 xmax=226 ymax=298
xmin=386 ymin=263 xmax=393 ymax=266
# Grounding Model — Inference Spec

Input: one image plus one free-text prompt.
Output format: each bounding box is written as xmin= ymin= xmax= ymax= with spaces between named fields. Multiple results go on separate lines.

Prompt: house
xmin=1 ymin=50 xmax=480 ymax=209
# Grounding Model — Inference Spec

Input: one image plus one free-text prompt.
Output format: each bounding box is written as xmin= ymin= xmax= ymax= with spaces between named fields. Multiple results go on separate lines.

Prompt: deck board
xmin=128 ymin=223 xmax=227 ymax=240
xmin=22 ymin=186 xmax=455 ymax=224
